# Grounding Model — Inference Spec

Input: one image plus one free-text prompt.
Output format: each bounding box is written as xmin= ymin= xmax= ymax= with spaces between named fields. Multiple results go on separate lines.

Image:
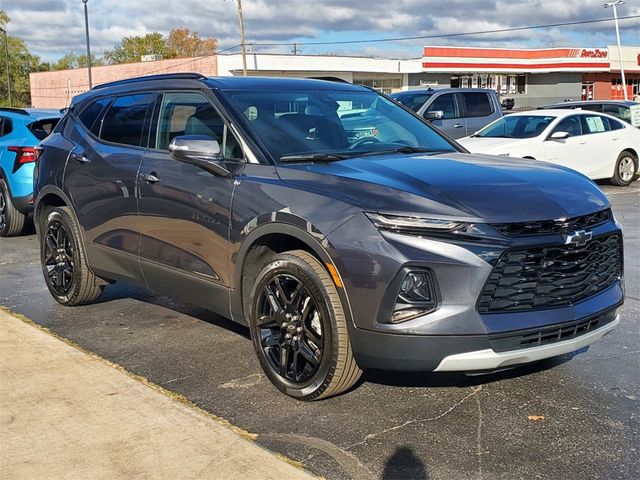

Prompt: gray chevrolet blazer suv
xmin=34 ymin=74 xmax=624 ymax=400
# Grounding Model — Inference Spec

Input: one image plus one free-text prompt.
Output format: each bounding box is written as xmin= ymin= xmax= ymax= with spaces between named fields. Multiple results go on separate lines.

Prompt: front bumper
xmin=349 ymin=307 xmax=620 ymax=371
xmin=434 ymin=314 xmax=619 ymax=371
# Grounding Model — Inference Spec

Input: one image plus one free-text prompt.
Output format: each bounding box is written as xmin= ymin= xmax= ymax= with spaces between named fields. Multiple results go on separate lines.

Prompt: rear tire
xmin=248 ymin=249 xmax=362 ymax=401
xmin=0 ymin=180 xmax=26 ymax=237
xmin=40 ymin=206 xmax=103 ymax=305
xmin=611 ymin=151 xmax=637 ymax=186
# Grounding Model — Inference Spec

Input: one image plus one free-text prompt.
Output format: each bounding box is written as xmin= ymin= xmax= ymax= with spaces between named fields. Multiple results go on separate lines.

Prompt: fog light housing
xmin=390 ymin=269 xmax=438 ymax=323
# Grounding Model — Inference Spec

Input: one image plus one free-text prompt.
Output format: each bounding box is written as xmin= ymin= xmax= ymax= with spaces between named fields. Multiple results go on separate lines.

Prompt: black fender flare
xmin=230 ymin=214 xmax=353 ymax=329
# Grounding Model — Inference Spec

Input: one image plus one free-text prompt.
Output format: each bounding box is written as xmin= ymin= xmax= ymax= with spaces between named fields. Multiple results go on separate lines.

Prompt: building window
xmin=353 ymin=77 xmax=402 ymax=94
xmin=449 ymin=74 xmax=526 ymax=94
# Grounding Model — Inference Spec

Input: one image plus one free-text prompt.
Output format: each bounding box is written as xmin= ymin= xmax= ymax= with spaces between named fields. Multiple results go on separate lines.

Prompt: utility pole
xmin=292 ymin=43 xmax=300 ymax=55
xmin=603 ymin=1 xmax=627 ymax=100
xmin=236 ymin=0 xmax=248 ymax=76
xmin=82 ymin=0 xmax=93 ymax=89
xmin=0 ymin=27 xmax=11 ymax=107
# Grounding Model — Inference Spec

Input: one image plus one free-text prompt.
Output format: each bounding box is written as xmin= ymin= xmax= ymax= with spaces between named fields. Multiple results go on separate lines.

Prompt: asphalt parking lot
xmin=1 ymin=181 xmax=638 ymax=480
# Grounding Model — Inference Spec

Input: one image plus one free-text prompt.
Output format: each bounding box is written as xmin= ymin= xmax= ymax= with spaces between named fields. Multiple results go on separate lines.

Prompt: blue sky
xmin=3 ymin=0 xmax=640 ymax=61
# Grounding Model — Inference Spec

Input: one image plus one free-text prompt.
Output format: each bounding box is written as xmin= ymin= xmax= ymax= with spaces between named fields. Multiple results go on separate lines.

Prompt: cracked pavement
xmin=0 ymin=182 xmax=638 ymax=479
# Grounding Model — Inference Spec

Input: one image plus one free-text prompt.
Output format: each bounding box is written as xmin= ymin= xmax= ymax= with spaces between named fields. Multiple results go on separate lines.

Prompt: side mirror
xmin=169 ymin=135 xmax=230 ymax=177
xmin=548 ymin=131 xmax=570 ymax=140
xmin=425 ymin=110 xmax=444 ymax=121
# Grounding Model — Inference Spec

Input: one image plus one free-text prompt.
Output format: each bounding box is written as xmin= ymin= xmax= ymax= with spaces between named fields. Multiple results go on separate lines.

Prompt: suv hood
xmin=276 ymin=152 xmax=609 ymax=223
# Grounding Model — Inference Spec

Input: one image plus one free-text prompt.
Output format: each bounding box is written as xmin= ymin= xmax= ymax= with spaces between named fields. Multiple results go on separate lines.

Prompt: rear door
xmin=461 ymin=92 xmax=499 ymax=136
xmin=63 ymin=92 xmax=156 ymax=283
xmin=422 ymin=93 xmax=466 ymax=138
xmin=137 ymin=90 xmax=244 ymax=316
xmin=577 ymin=113 xmax=617 ymax=179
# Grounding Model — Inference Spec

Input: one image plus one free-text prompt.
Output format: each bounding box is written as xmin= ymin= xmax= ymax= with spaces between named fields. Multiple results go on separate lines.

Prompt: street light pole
xmin=603 ymin=1 xmax=627 ymax=100
xmin=82 ymin=0 xmax=93 ymax=89
xmin=0 ymin=27 xmax=11 ymax=107
xmin=236 ymin=0 xmax=248 ymax=76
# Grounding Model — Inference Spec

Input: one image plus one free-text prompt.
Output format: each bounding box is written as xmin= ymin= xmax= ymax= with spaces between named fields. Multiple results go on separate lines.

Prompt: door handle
xmin=71 ymin=152 xmax=90 ymax=164
xmin=139 ymin=172 xmax=160 ymax=183
xmin=453 ymin=123 xmax=465 ymax=128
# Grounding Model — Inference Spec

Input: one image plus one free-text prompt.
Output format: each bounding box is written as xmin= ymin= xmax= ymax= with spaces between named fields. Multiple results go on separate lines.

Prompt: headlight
xmin=365 ymin=212 xmax=493 ymax=238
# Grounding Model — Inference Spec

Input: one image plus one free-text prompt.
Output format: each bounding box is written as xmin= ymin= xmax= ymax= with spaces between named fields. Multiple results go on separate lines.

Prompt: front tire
xmin=40 ymin=206 xmax=103 ymax=305
xmin=611 ymin=151 xmax=637 ymax=186
xmin=0 ymin=179 xmax=26 ymax=237
xmin=248 ymin=250 xmax=362 ymax=401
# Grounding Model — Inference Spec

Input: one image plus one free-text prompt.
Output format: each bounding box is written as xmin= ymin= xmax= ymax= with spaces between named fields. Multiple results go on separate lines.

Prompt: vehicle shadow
xmin=97 ymin=282 xmax=252 ymax=339
xmin=361 ymin=352 xmax=578 ymax=390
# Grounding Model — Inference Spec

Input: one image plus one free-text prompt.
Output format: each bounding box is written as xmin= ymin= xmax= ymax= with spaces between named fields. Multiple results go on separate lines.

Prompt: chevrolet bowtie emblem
xmin=565 ymin=230 xmax=593 ymax=246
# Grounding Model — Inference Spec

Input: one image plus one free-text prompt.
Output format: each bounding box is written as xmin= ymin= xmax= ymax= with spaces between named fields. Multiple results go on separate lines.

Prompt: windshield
xmin=225 ymin=89 xmax=456 ymax=162
xmin=390 ymin=92 xmax=433 ymax=112
xmin=477 ymin=115 xmax=555 ymax=139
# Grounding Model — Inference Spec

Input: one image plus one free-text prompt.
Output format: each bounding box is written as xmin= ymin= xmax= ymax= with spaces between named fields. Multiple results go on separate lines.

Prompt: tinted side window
xmin=0 ymin=116 xmax=13 ymax=137
xmin=155 ymin=92 xmax=243 ymax=159
xmin=100 ymin=94 xmax=155 ymax=147
xmin=608 ymin=117 xmax=625 ymax=130
xmin=427 ymin=94 xmax=459 ymax=119
xmin=462 ymin=92 xmax=494 ymax=117
xmin=28 ymin=118 xmax=61 ymax=141
xmin=603 ymin=104 xmax=631 ymax=122
xmin=78 ymin=97 xmax=114 ymax=136
xmin=580 ymin=114 xmax=609 ymax=134
xmin=552 ymin=116 xmax=582 ymax=137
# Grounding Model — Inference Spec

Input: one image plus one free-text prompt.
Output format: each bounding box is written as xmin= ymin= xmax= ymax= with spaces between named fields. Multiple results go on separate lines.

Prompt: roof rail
xmin=0 ymin=107 xmax=29 ymax=115
xmin=92 ymin=72 xmax=208 ymax=91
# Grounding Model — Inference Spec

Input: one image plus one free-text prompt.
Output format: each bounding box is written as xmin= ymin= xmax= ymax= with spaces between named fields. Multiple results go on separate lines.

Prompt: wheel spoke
xmin=274 ymin=277 xmax=288 ymax=304
xmin=298 ymin=341 xmax=320 ymax=367
xmin=256 ymin=313 xmax=278 ymax=327
xmin=279 ymin=345 xmax=290 ymax=377
xmin=303 ymin=323 xmax=322 ymax=348
xmin=288 ymin=281 xmax=304 ymax=307
xmin=266 ymin=284 xmax=285 ymax=314
xmin=262 ymin=333 xmax=281 ymax=348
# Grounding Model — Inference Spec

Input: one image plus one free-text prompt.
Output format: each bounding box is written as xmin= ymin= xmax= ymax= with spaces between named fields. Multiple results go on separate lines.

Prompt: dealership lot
xmin=0 ymin=181 xmax=638 ymax=480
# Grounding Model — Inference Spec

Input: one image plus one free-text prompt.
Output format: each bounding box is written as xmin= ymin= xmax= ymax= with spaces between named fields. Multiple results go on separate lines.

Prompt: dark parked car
xmin=541 ymin=100 xmax=639 ymax=126
xmin=34 ymin=74 xmax=624 ymax=400
xmin=389 ymin=88 xmax=503 ymax=138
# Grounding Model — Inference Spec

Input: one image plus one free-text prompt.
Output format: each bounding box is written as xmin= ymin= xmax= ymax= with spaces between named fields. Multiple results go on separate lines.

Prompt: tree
xmin=166 ymin=28 xmax=217 ymax=58
xmin=0 ymin=10 xmax=42 ymax=107
xmin=51 ymin=52 xmax=104 ymax=70
xmin=103 ymin=28 xmax=218 ymax=65
xmin=103 ymin=32 xmax=167 ymax=64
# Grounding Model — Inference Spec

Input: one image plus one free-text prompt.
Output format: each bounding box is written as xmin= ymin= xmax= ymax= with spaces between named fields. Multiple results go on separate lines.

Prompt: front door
xmin=543 ymin=114 xmax=591 ymax=176
xmin=423 ymin=93 xmax=467 ymax=138
xmin=137 ymin=91 xmax=244 ymax=316
xmin=63 ymin=93 xmax=156 ymax=283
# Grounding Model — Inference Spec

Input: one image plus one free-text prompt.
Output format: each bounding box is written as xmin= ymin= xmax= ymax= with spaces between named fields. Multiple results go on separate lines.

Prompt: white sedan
xmin=458 ymin=109 xmax=640 ymax=186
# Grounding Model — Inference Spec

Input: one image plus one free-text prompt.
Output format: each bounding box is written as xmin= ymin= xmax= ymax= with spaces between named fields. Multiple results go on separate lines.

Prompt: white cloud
xmin=3 ymin=0 xmax=639 ymax=61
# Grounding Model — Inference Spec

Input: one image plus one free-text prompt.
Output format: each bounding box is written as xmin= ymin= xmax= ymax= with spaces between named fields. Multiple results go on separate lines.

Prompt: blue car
xmin=0 ymin=108 xmax=61 ymax=236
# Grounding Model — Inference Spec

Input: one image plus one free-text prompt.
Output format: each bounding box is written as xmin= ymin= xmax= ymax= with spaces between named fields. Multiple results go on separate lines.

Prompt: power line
xmin=245 ymin=14 xmax=640 ymax=47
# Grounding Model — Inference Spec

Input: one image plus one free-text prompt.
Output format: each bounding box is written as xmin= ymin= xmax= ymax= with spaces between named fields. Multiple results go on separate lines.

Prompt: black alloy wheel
xmin=249 ymin=250 xmax=362 ymax=401
xmin=257 ymin=273 xmax=324 ymax=383
xmin=43 ymin=220 xmax=74 ymax=295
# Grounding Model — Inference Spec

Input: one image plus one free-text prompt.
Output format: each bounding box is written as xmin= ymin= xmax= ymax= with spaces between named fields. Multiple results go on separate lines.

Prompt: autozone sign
xmin=579 ymin=49 xmax=608 ymax=58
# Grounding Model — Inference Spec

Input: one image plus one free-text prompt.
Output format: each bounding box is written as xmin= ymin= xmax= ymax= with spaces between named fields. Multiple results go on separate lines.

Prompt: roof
xmin=391 ymin=88 xmax=496 ymax=96
xmin=0 ymin=107 xmax=62 ymax=119
xmin=204 ymin=76 xmax=367 ymax=91
xmin=510 ymin=109 xmax=617 ymax=118
xmin=544 ymin=100 xmax=638 ymax=108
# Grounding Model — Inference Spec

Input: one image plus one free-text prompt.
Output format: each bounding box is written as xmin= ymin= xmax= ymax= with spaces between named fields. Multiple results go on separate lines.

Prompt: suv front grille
xmin=478 ymin=233 xmax=622 ymax=313
xmin=491 ymin=209 xmax=611 ymax=236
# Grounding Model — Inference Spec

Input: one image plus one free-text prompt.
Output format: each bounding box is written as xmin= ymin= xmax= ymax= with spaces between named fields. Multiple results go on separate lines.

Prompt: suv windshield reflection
xmin=477 ymin=115 xmax=555 ymax=139
xmin=225 ymin=90 xmax=456 ymax=161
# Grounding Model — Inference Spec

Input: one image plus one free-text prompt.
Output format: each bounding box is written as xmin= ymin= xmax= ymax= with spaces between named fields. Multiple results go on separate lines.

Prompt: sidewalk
xmin=0 ymin=309 xmax=314 ymax=479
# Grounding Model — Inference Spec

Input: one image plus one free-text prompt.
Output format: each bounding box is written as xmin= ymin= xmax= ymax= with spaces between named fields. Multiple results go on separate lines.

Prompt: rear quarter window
xmin=78 ymin=97 xmax=114 ymax=136
xmin=28 ymin=118 xmax=61 ymax=141
xmin=0 ymin=116 xmax=13 ymax=137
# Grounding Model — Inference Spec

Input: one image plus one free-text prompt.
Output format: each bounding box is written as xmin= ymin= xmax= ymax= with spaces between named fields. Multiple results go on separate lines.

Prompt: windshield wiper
xmin=279 ymin=153 xmax=348 ymax=163
xmin=357 ymin=147 xmax=445 ymax=157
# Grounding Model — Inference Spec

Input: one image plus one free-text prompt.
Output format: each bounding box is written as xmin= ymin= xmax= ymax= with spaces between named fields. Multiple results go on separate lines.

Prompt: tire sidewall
xmin=249 ymin=255 xmax=340 ymax=400
xmin=40 ymin=208 xmax=81 ymax=304
xmin=0 ymin=180 xmax=8 ymax=235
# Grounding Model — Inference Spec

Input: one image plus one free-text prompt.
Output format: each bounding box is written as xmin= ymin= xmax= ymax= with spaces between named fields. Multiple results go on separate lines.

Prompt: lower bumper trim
xmin=434 ymin=315 xmax=619 ymax=371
